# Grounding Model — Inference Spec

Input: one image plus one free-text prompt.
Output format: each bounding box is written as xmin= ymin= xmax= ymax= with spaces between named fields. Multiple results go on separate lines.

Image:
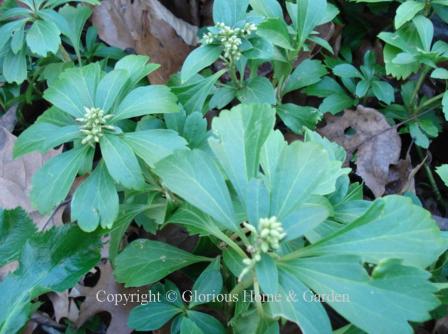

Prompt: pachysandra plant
xmin=179 ymin=0 xmax=338 ymax=135
xmin=112 ymin=103 xmax=447 ymax=334
xmin=14 ymin=55 xmax=187 ymax=232
xmin=0 ymin=0 xmax=98 ymax=83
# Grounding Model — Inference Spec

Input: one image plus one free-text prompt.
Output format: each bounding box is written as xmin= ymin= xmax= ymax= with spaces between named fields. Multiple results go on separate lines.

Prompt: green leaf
xmin=294 ymin=0 xmax=327 ymax=47
xmin=413 ymin=15 xmax=433 ymax=51
xmin=303 ymin=76 xmax=345 ymax=97
xmin=56 ymin=5 xmax=91 ymax=57
xmin=223 ymin=247 xmax=245 ymax=277
xmin=256 ymin=18 xmax=293 ymax=50
xmin=319 ymin=93 xmax=354 ymax=114
xmin=31 ymin=146 xmax=87 ymax=214
xmin=0 ymin=208 xmax=37 ymax=267
xmin=0 ymin=19 xmax=27 ymax=50
xmin=256 ymin=253 xmax=278 ymax=295
xmin=3 ymin=49 xmax=27 ymax=84
xmin=270 ymin=141 xmax=345 ymax=219
xmin=172 ymin=70 xmax=224 ymax=114
xmin=114 ymin=239 xmax=210 ymax=287
xmin=409 ymin=122 xmax=430 ymax=148
xmin=301 ymin=196 xmax=447 ymax=267
xmin=371 ymin=80 xmax=395 ymax=104
xmin=181 ymin=318 xmax=204 ymax=334
xmin=245 ymin=179 xmax=270 ymax=226
xmin=190 ymin=259 xmax=223 ymax=308
xmin=0 ymin=222 xmax=101 ymax=333
xmin=114 ymin=55 xmax=159 ymax=86
xmin=333 ymin=63 xmax=362 ymax=79
xmin=395 ymin=1 xmax=425 ymax=29
xmin=431 ymin=67 xmax=448 ymax=79
xmin=187 ymin=311 xmax=226 ymax=334
xmin=208 ymin=104 xmax=275 ymax=200
xmin=14 ymin=123 xmax=80 ymax=157
xmin=26 ymin=19 xmax=60 ymax=56
xmin=268 ymin=268 xmax=331 ymax=334
xmin=71 ymin=162 xmax=118 ymax=232
xmin=155 ymin=149 xmax=237 ymax=231
xmin=123 ymin=129 xmax=187 ymax=168
xmin=283 ymin=196 xmax=332 ymax=241
xmin=182 ymin=112 xmax=209 ymax=148
xmin=249 ymin=0 xmax=283 ymax=18
xmin=181 ymin=45 xmax=221 ymax=83
xmin=169 ymin=204 xmax=224 ymax=237
xmin=237 ymin=77 xmax=276 ymax=104
xmin=128 ymin=301 xmax=182 ymax=331
xmin=99 ymin=134 xmax=145 ymax=190
xmin=355 ymin=80 xmax=369 ymax=97
xmin=44 ymin=63 xmax=102 ymax=117
xmin=209 ymin=86 xmax=236 ymax=109
xmin=260 ymin=130 xmax=287 ymax=187
xmin=95 ymin=69 xmax=130 ymax=112
xmin=212 ymin=0 xmax=249 ymax=26
xmin=284 ymin=59 xmax=327 ymax=94
xmin=10 ymin=22 xmax=25 ymax=54
xmin=436 ymin=164 xmax=448 ymax=187
xmin=113 ymin=85 xmax=179 ymax=121
xmin=285 ymin=256 xmax=440 ymax=334
xmin=442 ymin=91 xmax=448 ymax=121
xmin=277 ymin=104 xmax=321 ymax=134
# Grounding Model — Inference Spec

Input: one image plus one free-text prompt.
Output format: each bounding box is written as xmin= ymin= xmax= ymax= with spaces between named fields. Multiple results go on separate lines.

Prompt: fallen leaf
xmin=48 ymin=291 xmax=79 ymax=323
xmin=0 ymin=127 xmax=63 ymax=230
xmin=319 ymin=105 xmax=401 ymax=197
xmin=75 ymin=261 xmax=142 ymax=334
xmin=386 ymin=158 xmax=416 ymax=194
xmin=0 ymin=104 xmax=18 ymax=132
xmin=92 ymin=0 xmax=198 ymax=83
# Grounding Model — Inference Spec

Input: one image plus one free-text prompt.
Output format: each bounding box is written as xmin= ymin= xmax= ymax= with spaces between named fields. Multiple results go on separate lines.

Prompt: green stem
xmin=253 ymin=279 xmax=265 ymax=317
xmin=410 ymin=67 xmax=430 ymax=109
xmin=59 ymin=45 xmax=71 ymax=63
xmin=229 ymin=277 xmax=252 ymax=297
xmin=416 ymin=146 xmax=446 ymax=209
xmin=416 ymin=93 xmax=444 ymax=113
xmin=229 ymin=64 xmax=241 ymax=88
xmin=215 ymin=229 xmax=247 ymax=258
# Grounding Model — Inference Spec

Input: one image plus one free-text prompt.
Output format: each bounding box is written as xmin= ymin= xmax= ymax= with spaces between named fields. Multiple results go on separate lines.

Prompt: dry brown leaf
xmin=75 ymin=261 xmax=142 ymax=334
xmin=0 ymin=127 xmax=63 ymax=230
xmin=92 ymin=0 xmax=198 ymax=83
xmin=319 ymin=105 xmax=401 ymax=197
xmin=48 ymin=291 xmax=80 ymax=323
xmin=0 ymin=105 xmax=18 ymax=132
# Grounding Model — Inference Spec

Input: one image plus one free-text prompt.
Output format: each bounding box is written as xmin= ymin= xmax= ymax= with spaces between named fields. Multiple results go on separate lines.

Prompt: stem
xmin=416 ymin=146 xmax=446 ymax=209
xmin=59 ymin=45 xmax=71 ymax=63
xmin=229 ymin=64 xmax=241 ymax=88
xmin=214 ymin=229 xmax=247 ymax=258
xmin=416 ymin=93 xmax=444 ymax=113
xmin=253 ymin=279 xmax=265 ymax=316
xmin=410 ymin=67 xmax=429 ymax=109
xmin=229 ymin=277 xmax=252 ymax=297
xmin=76 ymin=50 xmax=83 ymax=66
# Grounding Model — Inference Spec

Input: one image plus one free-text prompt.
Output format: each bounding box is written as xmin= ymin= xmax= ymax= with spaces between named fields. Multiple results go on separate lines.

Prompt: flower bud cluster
xmin=238 ymin=217 xmax=286 ymax=281
xmin=258 ymin=217 xmax=287 ymax=252
xmin=202 ymin=22 xmax=257 ymax=63
xmin=76 ymin=107 xmax=114 ymax=146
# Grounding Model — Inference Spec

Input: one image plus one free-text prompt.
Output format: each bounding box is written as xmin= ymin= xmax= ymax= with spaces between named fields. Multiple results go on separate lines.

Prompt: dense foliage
xmin=1 ymin=0 xmax=448 ymax=333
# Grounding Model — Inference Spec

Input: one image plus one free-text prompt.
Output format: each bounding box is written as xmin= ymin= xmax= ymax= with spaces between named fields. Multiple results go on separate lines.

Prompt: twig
xmin=416 ymin=147 xmax=446 ymax=210
xmin=43 ymin=197 xmax=71 ymax=229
